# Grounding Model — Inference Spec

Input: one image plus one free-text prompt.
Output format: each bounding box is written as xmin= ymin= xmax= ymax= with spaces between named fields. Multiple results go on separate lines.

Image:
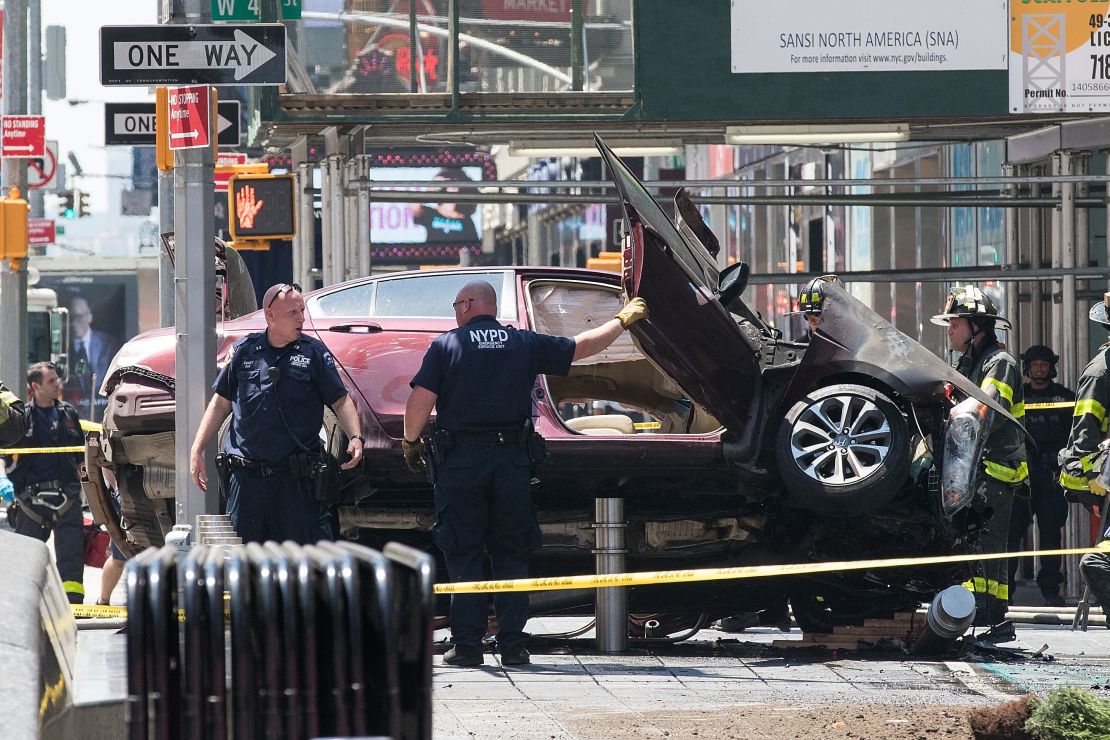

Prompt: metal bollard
xmin=911 ymin=584 xmax=977 ymax=655
xmin=593 ymin=497 xmax=628 ymax=653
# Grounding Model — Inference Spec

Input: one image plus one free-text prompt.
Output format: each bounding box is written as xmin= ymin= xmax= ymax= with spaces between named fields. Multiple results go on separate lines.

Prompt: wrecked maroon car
xmin=91 ymin=138 xmax=1016 ymax=628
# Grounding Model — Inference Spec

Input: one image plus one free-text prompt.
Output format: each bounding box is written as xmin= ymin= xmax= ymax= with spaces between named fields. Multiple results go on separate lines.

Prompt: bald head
xmin=452 ymin=281 xmax=497 ymax=326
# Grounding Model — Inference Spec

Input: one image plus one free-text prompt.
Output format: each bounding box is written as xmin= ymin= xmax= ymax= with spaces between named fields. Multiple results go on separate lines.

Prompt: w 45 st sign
xmin=213 ymin=0 xmax=301 ymax=22
xmin=99 ymin=24 xmax=286 ymax=86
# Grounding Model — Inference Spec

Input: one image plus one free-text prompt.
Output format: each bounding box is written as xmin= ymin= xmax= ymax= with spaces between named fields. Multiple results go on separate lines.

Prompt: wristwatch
xmin=350 ymin=434 xmax=365 ymax=443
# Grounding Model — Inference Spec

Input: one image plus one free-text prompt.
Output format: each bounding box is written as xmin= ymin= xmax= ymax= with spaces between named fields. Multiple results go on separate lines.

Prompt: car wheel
xmin=775 ymin=383 xmax=910 ymax=515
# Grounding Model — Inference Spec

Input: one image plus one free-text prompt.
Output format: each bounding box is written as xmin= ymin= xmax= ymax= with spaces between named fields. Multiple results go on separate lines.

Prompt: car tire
xmin=775 ymin=383 xmax=910 ymax=515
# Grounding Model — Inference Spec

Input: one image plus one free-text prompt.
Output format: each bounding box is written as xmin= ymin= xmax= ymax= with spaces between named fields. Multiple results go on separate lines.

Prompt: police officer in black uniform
xmin=6 ymin=362 xmax=87 ymax=604
xmin=404 ymin=280 xmax=647 ymax=667
xmin=1007 ymin=345 xmax=1075 ymax=606
xmin=190 ymin=282 xmax=365 ymax=544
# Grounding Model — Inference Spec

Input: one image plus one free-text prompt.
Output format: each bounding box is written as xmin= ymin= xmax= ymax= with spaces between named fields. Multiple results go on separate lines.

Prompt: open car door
xmin=596 ymin=136 xmax=764 ymax=446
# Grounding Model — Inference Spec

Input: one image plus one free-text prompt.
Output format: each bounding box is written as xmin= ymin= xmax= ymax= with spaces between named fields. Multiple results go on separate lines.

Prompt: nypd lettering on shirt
xmin=470 ymin=328 xmax=508 ymax=350
xmin=290 ymin=353 xmax=311 ymax=368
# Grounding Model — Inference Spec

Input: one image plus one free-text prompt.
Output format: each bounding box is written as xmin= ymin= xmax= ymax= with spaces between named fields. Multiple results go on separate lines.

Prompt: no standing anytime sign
xmin=1 ymin=116 xmax=46 ymax=159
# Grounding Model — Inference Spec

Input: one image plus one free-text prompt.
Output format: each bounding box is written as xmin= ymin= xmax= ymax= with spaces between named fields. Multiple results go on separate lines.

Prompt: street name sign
xmin=1 ymin=115 xmax=45 ymax=158
xmin=99 ymin=24 xmax=286 ymax=86
xmin=107 ymin=100 xmax=239 ymax=146
xmin=167 ymin=85 xmax=211 ymax=150
xmin=213 ymin=0 xmax=301 ymax=22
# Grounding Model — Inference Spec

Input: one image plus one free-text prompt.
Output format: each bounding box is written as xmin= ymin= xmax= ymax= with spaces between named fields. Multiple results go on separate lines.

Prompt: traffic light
xmin=77 ymin=190 xmax=90 ymax=218
xmin=0 ymin=187 xmax=29 ymax=260
xmin=58 ymin=190 xmax=76 ymax=219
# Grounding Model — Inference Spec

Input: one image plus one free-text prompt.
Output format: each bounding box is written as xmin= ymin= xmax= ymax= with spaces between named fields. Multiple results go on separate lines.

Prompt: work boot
xmin=499 ymin=647 xmax=531 ymax=666
xmin=443 ymin=646 xmax=484 ymax=667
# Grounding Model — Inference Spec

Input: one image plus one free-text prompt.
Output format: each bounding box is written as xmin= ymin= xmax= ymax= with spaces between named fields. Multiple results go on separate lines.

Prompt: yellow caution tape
xmin=71 ymin=545 xmax=1110 ymax=615
xmin=72 ymin=604 xmax=127 ymax=619
xmin=633 ymin=421 xmax=662 ymax=430
xmin=433 ymin=546 xmax=1106 ymax=594
xmin=0 ymin=422 xmax=100 ymax=455
xmin=1025 ymin=402 xmax=1076 ymax=410
xmin=0 ymin=446 xmax=86 ymax=455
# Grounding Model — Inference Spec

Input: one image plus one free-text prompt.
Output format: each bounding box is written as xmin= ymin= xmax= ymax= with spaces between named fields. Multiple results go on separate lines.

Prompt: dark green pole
xmin=571 ymin=0 xmax=584 ymax=91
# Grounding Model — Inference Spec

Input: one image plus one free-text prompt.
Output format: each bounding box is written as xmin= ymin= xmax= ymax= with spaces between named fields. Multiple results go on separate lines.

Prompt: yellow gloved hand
xmin=616 ymin=297 xmax=648 ymax=329
xmin=402 ymin=438 xmax=427 ymax=475
xmin=1090 ymin=476 xmax=1108 ymax=496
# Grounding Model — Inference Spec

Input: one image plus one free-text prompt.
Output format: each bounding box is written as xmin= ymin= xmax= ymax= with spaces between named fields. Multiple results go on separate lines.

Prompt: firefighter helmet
xmin=797 ymin=277 xmax=827 ymax=317
xmin=1021 ymin=344 xmax=1059 ymax=378
xmin=1090 ymin=292 xmax=1110 ymax=328
xmin=929 ymin=284 xmax=1012 ymax=331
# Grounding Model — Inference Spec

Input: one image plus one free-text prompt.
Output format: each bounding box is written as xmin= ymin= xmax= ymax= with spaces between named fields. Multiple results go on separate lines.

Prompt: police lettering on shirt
xmin=470 ymin=328 xmax=509 ymax=349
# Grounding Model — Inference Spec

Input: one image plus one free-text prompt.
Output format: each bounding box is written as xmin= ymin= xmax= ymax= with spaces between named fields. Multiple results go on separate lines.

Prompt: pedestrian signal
xmin=0 ymin=188 xmax=30 ymax=260
xmin=228 ymin=174 xmax=295 ymax=240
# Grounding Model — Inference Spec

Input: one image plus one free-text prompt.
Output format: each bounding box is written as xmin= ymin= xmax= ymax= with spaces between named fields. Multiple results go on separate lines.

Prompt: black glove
xmin=402 ymin=438 xmax=427 ymax=475
xmin=1065 ymin=488 xmax=1105 ymax=513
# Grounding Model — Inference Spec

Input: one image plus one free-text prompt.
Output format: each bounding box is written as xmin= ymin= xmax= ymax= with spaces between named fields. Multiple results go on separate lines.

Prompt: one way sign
xmin=99 ymin=24 xmax=286 ymax=86
xmin=105 ymin=100 xmax=240 ymax=147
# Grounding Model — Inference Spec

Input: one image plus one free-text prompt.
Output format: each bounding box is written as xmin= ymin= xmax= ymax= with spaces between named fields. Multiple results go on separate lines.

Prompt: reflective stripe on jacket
xmin=956 ymin=336 xmax=1028 ymax=484
xmin=1059 ymin=345 xmax=1110 ymax=491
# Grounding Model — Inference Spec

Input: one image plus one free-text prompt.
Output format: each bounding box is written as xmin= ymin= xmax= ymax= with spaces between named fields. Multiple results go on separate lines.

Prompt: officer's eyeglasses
xmin=267 ymin=283 xmax=302 ymax=308
xmin=451 ymin=298 xmax=472 ymax=309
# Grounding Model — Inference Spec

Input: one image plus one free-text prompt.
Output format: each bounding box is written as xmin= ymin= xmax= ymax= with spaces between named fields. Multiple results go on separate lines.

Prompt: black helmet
xmin=930 ymin=284 xmax=1012 ymax=332
xmin=1021 ymin=344 xmax=1058 ymax=378
xmin=1090 ymin=292 xmax=1110 ymax=328
xmin=797 ymin=277 xmax=827 ymax=317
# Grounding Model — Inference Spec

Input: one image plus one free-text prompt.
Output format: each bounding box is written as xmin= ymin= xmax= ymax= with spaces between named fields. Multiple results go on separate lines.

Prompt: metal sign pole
xmin=157 ymin=2 xmax=184 ymax=330
xmin=28 ymin=0 xmax=43 ymax=220
xmin=173 ymin=0 xmax=218 ymax=544
xmin=0 ymin=0 xmax=29 ymax=391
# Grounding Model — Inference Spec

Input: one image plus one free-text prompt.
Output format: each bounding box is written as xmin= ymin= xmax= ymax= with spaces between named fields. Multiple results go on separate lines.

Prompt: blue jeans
xmin=432 ymin=443 xmax=538 ymax=654
xmin=227 ymin=467 xmax=333 ymax=545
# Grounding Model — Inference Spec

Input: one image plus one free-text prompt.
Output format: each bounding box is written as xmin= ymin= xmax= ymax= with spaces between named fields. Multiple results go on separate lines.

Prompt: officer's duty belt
xmin=225 ymin=455 xmax=288 ymax=475
xmin=451 ymin=428 xmax=524 ymax=446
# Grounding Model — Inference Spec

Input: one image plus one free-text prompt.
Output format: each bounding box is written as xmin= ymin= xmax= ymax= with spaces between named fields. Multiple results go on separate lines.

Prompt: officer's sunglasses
xmin=267 ymin=283 xmax=302 ymax=308
xmin=451 ymin=297 xmax=472 ymax=309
